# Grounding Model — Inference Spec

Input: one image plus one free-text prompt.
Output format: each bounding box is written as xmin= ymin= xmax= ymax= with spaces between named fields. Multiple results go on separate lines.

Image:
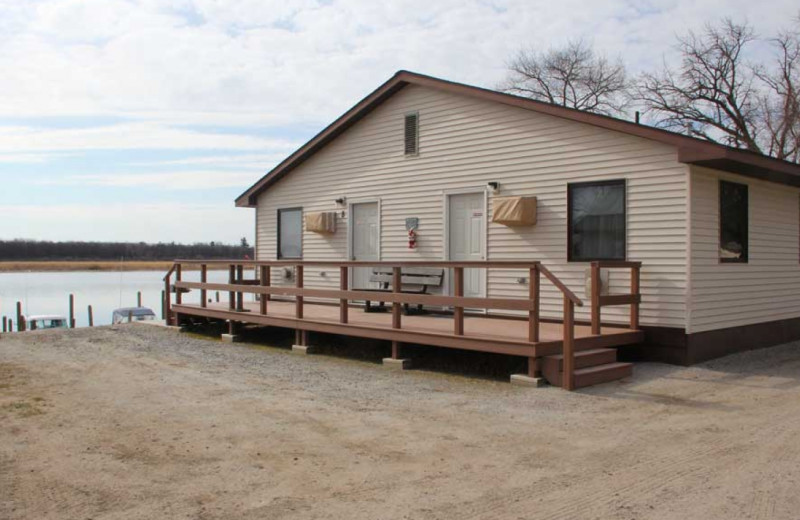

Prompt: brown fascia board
xmin=236 ymin=70 xmax=800 ymax=207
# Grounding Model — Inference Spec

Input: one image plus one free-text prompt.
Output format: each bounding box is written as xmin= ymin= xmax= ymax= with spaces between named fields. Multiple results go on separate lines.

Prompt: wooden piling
xmin=87 ymin=305 xmax=94 ymax=327
xmin=16 ymin=302 xmax=24 ymax=332
xmin=161 ymin=290 xmax=166 ymax=319
xmin=137 ymin=291 xmax=142 ymax=307
xmin=2 ymin=316 xmax=6 ymax=333
xmin=69 ymin=294 xmax=76 ymax=328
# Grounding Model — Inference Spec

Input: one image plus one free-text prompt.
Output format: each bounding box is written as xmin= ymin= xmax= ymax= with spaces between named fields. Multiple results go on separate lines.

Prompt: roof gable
xmin=236 ymin=70 xmax=800 ymax=207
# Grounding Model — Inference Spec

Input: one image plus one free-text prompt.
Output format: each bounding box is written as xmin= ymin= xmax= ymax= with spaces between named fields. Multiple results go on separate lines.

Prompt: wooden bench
xmin=360 ymin=267 xmax=445 ymax=314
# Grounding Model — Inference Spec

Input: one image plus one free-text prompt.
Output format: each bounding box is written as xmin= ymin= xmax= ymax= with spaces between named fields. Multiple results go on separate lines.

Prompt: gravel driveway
xmin=2 ymin=324 xmax=800 ymax=519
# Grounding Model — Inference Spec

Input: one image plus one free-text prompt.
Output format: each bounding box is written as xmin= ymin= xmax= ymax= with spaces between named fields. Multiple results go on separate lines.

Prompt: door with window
xmin=350 ymin=201 xmax=380 ymax=290
xmin=447 ymin=192 xmax=485 ymax=298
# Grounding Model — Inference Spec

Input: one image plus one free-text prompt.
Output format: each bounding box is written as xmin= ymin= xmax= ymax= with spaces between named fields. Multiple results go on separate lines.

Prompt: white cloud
xmin=39 ymin=170 xmax=262 ymax=190
xmin=0 ymin=202 xmax=254 ymax=243
xmin=0 ymin=0 xmax=796 ymax=126
xmin=0 ymin=122 xmax=293 ymax=153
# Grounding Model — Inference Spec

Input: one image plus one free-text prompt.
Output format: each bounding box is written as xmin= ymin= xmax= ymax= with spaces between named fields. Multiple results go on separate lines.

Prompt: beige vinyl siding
xmin=256 ymin=84 xmax=688 ymax=328
xmin=688 ymin=166 xmax=800 ymax=333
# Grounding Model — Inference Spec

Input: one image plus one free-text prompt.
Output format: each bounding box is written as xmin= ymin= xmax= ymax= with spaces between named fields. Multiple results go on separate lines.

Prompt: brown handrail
xmin=590 ymin=261 xmax=642 ymax=335
xmin=165 ymin=259 xmax=599 ymax=391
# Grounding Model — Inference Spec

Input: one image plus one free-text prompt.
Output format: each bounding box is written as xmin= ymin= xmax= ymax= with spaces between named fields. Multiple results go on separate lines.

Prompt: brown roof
xmin=236 ymin=70 xmax=800 ymax=207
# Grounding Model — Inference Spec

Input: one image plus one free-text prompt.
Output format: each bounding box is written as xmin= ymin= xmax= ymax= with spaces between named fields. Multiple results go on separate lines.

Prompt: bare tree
xmin=635 ymin=18 xmax=800 ymax=162
xmin=500 ymin=39 xmax=629 ymax=116
xmin=756 ymin=28 xmax=800 ymax=162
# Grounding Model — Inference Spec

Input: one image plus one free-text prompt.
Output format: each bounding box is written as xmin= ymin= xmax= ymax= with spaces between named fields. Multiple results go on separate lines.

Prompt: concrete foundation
xmin=221 ymin=334 xmax=241 ymax=343
xmin=382 ymin=358 xmax=412 ymax=370
xmin=291 ymin=345 xmax=316 ymax=355
xmin=510 ymin=374 xmax=547 ymax=387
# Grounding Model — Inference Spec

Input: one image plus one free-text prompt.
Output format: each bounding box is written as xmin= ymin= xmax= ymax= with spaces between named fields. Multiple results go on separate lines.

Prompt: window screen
xmin=278 ymin=208 xmax=302 ymax=259
xmin=568 ymin=180 xmax=626 ymax=261
xmin=719 ymin=180 xmax=748 ymax=263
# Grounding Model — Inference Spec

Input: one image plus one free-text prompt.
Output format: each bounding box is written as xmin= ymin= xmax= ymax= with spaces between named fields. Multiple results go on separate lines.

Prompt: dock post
xmin=161 ymin=290 xmax=165 ymax=319
xmin=2 ymin=316 xmax=6 ymax=333
xmin=200 ymin=264 xmax=207 ymax=308
xmin=137 ymin=291 xmax=142 ymax=307
xmin=87 ymin=305 xmax=94 ymax=327
xmin=69 ymin=294 xmax=76 ymax=328
xmin=16 ymin=302 xmax=25 ymax=332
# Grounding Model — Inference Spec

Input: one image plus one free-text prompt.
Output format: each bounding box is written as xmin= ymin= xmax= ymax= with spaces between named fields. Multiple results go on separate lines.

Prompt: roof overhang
xmin=236 ymin=70 xmax=800 ymax=207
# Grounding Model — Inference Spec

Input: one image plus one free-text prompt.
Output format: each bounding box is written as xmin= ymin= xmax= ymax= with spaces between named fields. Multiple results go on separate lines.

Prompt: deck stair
xmin=541 ymin=348 xmax=632 ymax=389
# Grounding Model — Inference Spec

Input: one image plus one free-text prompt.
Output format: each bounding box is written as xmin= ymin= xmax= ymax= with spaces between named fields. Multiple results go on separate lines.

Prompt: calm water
xmin=0 ymin=270 xmax=232 ymax=328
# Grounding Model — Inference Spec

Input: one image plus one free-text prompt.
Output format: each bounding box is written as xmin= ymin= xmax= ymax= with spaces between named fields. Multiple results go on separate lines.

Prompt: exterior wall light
xmin=487 ymin=182 xmax=499 ymax=192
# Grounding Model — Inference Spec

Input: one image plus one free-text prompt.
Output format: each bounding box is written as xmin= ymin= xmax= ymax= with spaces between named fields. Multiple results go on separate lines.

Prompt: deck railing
xmin=163 ymin=259 xmax=640 ymax=391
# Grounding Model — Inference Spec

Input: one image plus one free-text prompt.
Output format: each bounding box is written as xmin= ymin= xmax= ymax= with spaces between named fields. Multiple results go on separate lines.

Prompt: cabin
xmin=167 ymin=70 xmax=800 ymax=390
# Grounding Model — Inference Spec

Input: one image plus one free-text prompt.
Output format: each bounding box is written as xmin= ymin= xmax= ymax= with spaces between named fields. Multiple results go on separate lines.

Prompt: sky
xmin=0 ymin=0 xmax=797 ymax=245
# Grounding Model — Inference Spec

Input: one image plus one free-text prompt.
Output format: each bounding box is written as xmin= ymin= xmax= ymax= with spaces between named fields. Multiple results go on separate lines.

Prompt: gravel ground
xmin=2 ymin=324 xmax=800 ymax=519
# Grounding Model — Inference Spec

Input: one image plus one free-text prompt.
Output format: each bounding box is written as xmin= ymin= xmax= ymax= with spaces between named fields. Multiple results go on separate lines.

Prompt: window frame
xmin=566 ymin=179 xmax=627 ymax=262
xmin=276 ymin=207 xmax=303 ymax=260
xmin=718 ymin=180 xmax=749 ymax=264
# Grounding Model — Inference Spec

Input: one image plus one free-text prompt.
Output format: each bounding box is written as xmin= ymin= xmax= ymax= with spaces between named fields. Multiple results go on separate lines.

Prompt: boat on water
xmin=112 ymin=307 xmax=157 ymax=324
xmin=26 ymin=315 xmax=69 ymax=330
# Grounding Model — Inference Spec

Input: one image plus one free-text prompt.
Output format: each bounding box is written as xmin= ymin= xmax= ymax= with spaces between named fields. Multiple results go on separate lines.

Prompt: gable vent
xmin=404 ymin=112 xmax=419 ymax=155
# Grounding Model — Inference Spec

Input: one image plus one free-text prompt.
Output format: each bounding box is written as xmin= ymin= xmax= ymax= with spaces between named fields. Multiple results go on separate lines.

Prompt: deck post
xmin=2 ymin=316 xmax=6 ymax=333
xmin=527 ymin=357 xmax=540 ymax=378
xmin=69 ymin=294 xmax=75 ymax=329
xmin=200 ymin=264 xmax=207 ymax=308
xmin=164 ymin=273 xmax=171 ymax=325
xmin=591 ymin=262 xmax=601 ymax=335
xmin=453 ymin=267 xmax=464 ymax=336
xmin=87 ymin=305 xmax=94 ymax=327
xmin=295 ymin=265 xmax=304 ymax=319
xmin=260 ymin=265 xmax=269 ymax=315
xmin=228 ymin=264 xmax=235 ymax=311
xmin=236 ymin=264 xmax=244 ymax=311
xmin=391 ymin=341 xmax=400 ymax=359
xmin=16 ymin=302 xmax=24 ymax=332
xmin=137 ymin=291 xmax=142 ymax=307
xmin=529 ymin=265 xmax=540 ymax=343
xmin=631 ymin=265 xmax=640 ymax=330
xmin=391 ymin=267 xmax=401 ymax=330
xmin=339 ymin=266 xmax=348 ymax=324
xmin=175 ymin=264 xmax=182 ymax=306
xmin=563 ymin=295 xmax=575 ymax=391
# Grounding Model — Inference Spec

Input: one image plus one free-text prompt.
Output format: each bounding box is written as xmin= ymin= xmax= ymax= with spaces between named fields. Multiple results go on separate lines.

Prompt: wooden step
xmin=543 ymin=362 xmax=633 ymax=389
xmin=542 ymin=348 xmax=617 ymax=372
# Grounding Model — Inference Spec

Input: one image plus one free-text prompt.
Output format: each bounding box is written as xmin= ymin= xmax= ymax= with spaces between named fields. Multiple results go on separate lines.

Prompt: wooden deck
xmin=165 ymin=259 xmax=644 ymax=390
xmin=173 ymin=299 xmax=644 ymax=358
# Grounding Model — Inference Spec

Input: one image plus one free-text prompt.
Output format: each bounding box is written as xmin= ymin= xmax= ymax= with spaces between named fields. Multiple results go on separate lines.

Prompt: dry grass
xmin=0 ymin=261 xmax=226 ymax=272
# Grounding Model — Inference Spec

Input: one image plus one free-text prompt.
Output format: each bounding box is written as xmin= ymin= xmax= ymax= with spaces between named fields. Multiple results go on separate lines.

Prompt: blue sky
xmin=0 ymin=0 xmax=797 ymax=244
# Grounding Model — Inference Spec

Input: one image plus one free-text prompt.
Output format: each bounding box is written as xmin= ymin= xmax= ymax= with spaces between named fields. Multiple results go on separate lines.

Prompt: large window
xmin=568 ymin=180 xmax=626 ymax=261
xmin=277 ymin=208 xmax=302 ymax=259
xmin=719 ymin=180 xmax=748 ymax=263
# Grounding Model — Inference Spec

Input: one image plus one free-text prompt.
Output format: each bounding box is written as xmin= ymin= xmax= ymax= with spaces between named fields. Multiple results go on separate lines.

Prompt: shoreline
xmin=0 ymin=261 xmax=228 ymax=273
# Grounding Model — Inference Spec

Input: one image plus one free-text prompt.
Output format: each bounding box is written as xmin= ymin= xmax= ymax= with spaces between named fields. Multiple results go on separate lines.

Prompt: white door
xmin=448 ymin=192 xmax=485 ymax=298
xmin=350 ymin=201 xmax=380 ymax=289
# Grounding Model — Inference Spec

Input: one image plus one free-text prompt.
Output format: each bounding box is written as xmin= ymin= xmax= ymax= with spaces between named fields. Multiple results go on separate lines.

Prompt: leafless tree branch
xmin=499 ymin=39 xmax=629 ymax=116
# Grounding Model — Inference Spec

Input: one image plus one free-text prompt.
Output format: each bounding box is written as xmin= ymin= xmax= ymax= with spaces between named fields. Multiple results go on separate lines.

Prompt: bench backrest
xmin=369 ymin=267 xmax=444 ymax=287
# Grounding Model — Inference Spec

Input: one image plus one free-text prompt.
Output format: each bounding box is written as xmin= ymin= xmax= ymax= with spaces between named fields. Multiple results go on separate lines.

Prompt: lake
xmin=0 ymin=270 xmax=233 ymax=328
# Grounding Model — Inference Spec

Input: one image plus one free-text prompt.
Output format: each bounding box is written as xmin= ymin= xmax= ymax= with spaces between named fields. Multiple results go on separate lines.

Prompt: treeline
xmin=0 ymin=239 xmax=254 ymax=261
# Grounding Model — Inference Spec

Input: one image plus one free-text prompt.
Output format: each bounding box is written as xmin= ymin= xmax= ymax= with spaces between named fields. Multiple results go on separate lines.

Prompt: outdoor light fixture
xmin=487 ymin=182 xmax=499 ymax=192
xmin=335 ymin=197 xmax=346 ymax=205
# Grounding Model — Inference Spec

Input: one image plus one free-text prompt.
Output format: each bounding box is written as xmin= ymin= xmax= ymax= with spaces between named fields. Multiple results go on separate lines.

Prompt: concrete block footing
xmin=291 ymin=345 xmax=316 ymax=355
xmin=221 ymin=334 xmax=242 ymax=343
xmin=382 ymin=358 xmax=412 ymax=370
xmin=510 ymin=374 xmax=547 ymax=387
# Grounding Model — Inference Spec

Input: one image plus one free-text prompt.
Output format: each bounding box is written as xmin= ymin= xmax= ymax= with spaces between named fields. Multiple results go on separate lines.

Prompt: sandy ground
xmin=2 ymin=325 xmax=800 ymax=519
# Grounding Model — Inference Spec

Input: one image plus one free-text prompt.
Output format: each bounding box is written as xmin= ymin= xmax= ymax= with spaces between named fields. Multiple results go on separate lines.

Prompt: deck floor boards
xmin=176 ymin=299 xmax=635 ymax=345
